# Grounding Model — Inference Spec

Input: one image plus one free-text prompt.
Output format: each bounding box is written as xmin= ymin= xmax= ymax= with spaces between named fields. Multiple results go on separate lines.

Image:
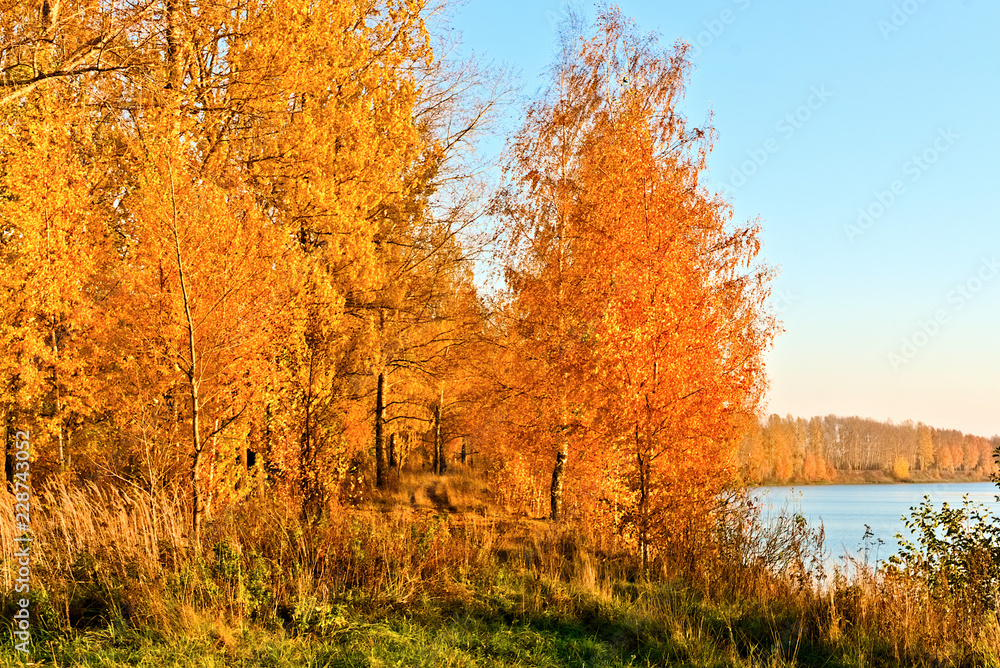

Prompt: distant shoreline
xmin=751 ymin=469 xmax=995 ymax=487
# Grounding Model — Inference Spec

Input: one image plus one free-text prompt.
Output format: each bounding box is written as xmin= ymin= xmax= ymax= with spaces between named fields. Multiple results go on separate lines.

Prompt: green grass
xmin=2 ymin=569 xmax=929 ymax=668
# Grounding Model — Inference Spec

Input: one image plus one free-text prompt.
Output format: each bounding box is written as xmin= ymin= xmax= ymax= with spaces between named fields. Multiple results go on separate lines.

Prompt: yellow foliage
xmin=893 ymin=456 xmax=911 ymax=481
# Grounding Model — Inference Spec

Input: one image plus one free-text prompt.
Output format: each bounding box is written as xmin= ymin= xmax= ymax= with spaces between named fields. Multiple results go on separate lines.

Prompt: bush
xmin=886 ymin=495 xmax=1000 ymax=622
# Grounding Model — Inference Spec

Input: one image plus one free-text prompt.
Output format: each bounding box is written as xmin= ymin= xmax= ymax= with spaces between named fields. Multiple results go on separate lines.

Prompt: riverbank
xmin=755 ymin=469 xmax=992 ymax=487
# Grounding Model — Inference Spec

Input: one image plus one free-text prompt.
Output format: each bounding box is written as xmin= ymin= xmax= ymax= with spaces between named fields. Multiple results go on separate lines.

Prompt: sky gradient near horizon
xmin=445 ymin=0 xmax=1000 ymax=438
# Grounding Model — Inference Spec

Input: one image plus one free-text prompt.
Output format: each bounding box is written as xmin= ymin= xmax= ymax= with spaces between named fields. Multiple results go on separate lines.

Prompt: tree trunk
xmin=549 ymin=378 xmax=571 ymax=521
xmin=388 ymin=432 xmax=396 ymax=471
xmin=299 ymin=347 xmax=322 ymax=517
xmin=206 ymin=419 xmax=219 ymax=521
xmin=400 ymin=432 xmax=410 ymax=471
xmin=375 ymin=371 xmax=386 ymax=488
xmin=550 ymin=443 xmax=567 ymax=521
xmin=190 ymin=381 xmax=203 ymax=542
xmin=4 ymin=415 xmax=15 ymax=492
xmin=637 ymin=422 xmax=648 ymax=574
xmin=165 ymin=0 xmax=185 ymax=94
xmin=167 ymin=160 xmax=203 ymax=543
xmin=51 ymin=329 xmax=65 ymax=472
xmin=432 ymin=401 xmax=443 ymax=475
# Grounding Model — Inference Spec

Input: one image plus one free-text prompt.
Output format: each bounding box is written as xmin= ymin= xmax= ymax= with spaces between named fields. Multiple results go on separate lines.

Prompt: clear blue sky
xmin=445 ymin=0 xmax=1000 ymax=438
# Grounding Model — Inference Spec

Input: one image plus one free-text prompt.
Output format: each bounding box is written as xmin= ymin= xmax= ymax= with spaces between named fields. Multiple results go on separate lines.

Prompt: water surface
xmin=753 ymin=482 xmax=1000 ymax=563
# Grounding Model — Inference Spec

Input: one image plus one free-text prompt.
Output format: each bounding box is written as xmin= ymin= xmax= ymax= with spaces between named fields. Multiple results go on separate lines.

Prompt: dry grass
xmin=2 ymin=468 xmax=1000 ymax=665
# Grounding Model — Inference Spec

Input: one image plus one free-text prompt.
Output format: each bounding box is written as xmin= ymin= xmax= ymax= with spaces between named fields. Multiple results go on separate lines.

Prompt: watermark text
xmin=12 ymin=429 xmax=31 ymax=654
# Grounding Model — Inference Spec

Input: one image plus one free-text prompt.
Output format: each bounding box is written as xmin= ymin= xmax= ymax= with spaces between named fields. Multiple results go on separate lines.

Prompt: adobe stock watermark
xmin=687 ymin=0 xmax=753 ymax=60
xmin=878 ymin=0 xmax=932 ymax=39
xmin=773 ymin=287 xmax=800 ymax=316
xmin=543 ymin=2 xmax=752 ymax=62
xmin=844 ymin=127 xmax=958 ymax=244
xmin=11 ymin=429 xmax=32 ymax=654
xmin=729 ymin=85 xmax=833 ymax=190
xmin=887 ymin=255 xmax=999 ymax=371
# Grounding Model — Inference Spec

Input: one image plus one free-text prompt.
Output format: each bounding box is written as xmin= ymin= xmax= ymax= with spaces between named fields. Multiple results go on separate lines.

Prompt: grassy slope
xmin=2 ymin=469 xmax=998 ymax=667
xmin=3 ymin=580 xmax=888 ymax=668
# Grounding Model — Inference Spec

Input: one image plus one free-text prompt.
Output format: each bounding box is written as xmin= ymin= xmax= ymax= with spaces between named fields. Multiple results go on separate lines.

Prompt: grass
xmin=0 ymin=576 xmax=806 ymax=667
xmin=3 ymin=467 xmax=1000 ymax=666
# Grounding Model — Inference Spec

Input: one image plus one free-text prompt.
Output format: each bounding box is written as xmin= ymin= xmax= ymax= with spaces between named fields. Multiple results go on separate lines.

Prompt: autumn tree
xmin=768 ymin=416 xmax=795 ymax=483
xmin=0 ymin=95 xmax=106 ymax=485
xmin=106 ymin=155 xmax=287 ymax=541
xmin=565 ymin=11 xmax=775 ymax=568
xmin=801 ymin=416 xmax=832 ymax=481
xmin=917 ymin=422 xmax=935 ymax=472
xmin=493 ymin=9 xmax=777 ymax=558
xmin=740 ymin=426 xmax=770 ymax=483
xmin=491 ymin=6 xmax=616 ymax=522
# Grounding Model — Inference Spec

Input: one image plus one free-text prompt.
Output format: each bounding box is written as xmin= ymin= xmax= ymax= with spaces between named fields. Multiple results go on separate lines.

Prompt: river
xmin=752 ymin=482 xmax=1000 ymax=564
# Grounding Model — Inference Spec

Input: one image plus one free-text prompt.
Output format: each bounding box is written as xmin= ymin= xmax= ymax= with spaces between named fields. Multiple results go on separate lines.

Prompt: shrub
xmin=886 ymin=495 xmax=1000 ymax=625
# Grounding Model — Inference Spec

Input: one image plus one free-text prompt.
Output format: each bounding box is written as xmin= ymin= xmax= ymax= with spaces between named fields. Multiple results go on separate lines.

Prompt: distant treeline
xmin=738 ymin=415 xmax=1000 ymax=484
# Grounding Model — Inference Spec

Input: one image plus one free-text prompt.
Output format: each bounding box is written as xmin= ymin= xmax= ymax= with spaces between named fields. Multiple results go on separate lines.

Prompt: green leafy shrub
xmin=887 ymin=495 xmax=1000 ymax=620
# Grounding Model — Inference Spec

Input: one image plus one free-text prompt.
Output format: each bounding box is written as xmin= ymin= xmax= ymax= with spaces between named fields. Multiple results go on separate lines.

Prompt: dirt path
xmin=408 ymin=477 xmax=458 ymax=514
xmin=425 ymin=480 xmax=457 ymax=513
